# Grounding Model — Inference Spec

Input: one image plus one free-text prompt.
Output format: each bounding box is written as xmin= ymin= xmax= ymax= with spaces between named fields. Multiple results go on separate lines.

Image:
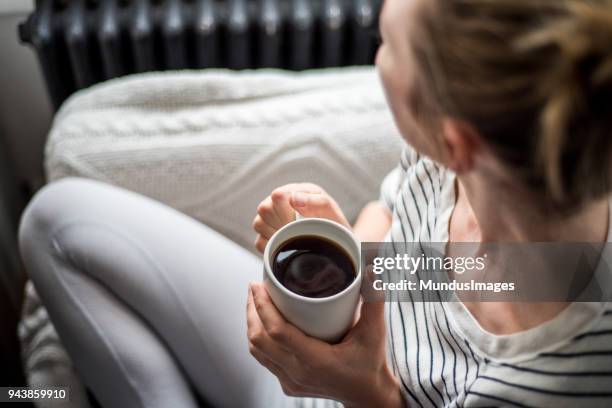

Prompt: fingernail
xmin=292 ymin=192 xmax=307 ymax=207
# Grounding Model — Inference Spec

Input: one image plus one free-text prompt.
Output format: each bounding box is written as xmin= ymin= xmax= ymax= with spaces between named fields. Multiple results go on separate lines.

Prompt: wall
xmin=0 ymin=0 xmax=53 ymax=193
xmin=0 ymin=132 xmax=24 ymax=386
xmin=0 ymin=0 xmax=48 ymax=387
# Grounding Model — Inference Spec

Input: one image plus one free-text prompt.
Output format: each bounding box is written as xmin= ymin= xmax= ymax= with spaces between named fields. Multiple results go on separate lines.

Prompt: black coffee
xmin=272 ymin=236 xmax=355 ymax=298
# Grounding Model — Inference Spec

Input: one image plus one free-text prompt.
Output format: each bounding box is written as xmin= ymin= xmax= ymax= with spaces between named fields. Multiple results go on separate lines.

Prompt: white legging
xmin=19 ymin=178 xmax=294 ymax=408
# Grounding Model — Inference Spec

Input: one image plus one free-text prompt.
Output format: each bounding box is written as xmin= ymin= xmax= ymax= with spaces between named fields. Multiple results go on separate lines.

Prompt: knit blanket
xmin=20 ymin=68 xmax=403 ymax=407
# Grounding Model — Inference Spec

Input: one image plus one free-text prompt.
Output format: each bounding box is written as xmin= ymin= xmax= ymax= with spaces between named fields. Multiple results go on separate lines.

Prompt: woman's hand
xmin=252 ymin=183 xmax=350 ymax=253
xmin=246 ymin=279 xmax=403 ymax=408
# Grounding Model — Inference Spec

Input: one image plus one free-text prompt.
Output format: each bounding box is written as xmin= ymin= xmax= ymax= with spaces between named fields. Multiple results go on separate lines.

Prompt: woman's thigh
xmin=19 ymin=178 xmax=287 ymax=408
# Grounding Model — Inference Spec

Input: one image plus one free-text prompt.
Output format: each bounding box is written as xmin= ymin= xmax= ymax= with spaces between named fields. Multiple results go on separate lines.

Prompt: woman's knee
xmin=18 ymin=178 xmax=100 ymax=276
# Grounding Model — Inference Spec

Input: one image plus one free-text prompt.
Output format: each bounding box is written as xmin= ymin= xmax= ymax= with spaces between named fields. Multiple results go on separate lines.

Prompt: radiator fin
xmin=20 ymin=0 xmax=382 ymax=110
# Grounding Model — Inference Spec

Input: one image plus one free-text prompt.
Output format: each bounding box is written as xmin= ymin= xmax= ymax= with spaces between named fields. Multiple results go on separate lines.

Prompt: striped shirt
xmin=297 ymin=145 xmax=612 ymax=408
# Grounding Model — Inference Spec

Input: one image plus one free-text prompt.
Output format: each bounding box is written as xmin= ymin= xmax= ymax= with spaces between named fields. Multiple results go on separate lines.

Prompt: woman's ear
xmin=441 ymin=119 xmax=481 ymax=173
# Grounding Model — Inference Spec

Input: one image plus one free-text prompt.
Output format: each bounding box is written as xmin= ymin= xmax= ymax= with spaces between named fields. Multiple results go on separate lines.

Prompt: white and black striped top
xmin=298 ymin=145 xmax=612 ymax=408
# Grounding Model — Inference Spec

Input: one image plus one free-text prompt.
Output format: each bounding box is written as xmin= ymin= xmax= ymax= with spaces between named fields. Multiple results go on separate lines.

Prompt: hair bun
xmin=511 ymin=1 xmax=612 ymax=204
xmin=415 ymin=0 xmax=612 ymax=213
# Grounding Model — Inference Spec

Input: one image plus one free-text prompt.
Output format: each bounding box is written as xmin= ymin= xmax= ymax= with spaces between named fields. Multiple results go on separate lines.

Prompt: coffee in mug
xmin=272 ymin=236 xmax=356 ymax=298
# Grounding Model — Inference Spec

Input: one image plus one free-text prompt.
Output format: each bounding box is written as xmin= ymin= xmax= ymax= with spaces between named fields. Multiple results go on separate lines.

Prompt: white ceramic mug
xmin=263 ymin=218 xmax=362 ymax=343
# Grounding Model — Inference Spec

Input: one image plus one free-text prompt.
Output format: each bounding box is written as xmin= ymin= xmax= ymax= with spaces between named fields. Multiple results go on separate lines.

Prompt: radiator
xmin=19 ymin=0 xmax=382 ymax=110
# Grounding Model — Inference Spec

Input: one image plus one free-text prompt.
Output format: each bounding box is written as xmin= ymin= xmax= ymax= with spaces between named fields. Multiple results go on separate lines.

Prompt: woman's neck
xmin=455 ymin=174 xmax=610 ymax=243
xmin=450 ymin=174 xmax=609 ymax=335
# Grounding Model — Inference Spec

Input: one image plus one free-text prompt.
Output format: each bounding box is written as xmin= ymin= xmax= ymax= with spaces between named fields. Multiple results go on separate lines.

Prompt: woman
xmin=20 ymin=0 xmax=612 ymax=407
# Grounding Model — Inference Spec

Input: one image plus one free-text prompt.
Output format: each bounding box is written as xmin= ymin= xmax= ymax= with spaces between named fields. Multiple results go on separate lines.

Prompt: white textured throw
xmin=46 ymin=68 xmax=402 ymax=247
xmin=21 ymin=68 xmax=403 ymax=407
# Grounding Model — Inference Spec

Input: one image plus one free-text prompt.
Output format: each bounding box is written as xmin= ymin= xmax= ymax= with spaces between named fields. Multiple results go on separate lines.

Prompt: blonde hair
xmin=411 ymin=0 xmax=612 ymax=213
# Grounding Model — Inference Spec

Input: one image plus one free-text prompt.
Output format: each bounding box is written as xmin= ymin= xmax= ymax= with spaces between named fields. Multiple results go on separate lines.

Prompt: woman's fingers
xmin=254 ymin=183 xmax=328 ymax=241
xmin=252 ymin=215 xmax=276 ymax=239
xmin=254 ymin=235 xmax=268 ymax=254
xmin=271 ymin=184 xmax=323 ymax=222
xmin=270 ymin=189 xmax=297 ymax=223
xmin=247 ymin=286 xmax=322 ymax=398
xmin=246 ymin=285 xmax=296 ymax=365
xmin=289 ymin=191 xmax=350 ymax=228
xmin=253 ymin=184 xmax=325 ymax=253
xmin=267 ymin=185 xmax=317 ymax=225
xmin=257 ymin=197 xmax=283 ymax=229
xmin=250 ymin=283 xmax=325 ymax=359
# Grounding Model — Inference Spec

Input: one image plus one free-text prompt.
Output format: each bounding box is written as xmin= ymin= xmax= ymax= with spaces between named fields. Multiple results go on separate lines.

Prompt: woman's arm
xmin=352 ymin=201 xmax=392 ymax=242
